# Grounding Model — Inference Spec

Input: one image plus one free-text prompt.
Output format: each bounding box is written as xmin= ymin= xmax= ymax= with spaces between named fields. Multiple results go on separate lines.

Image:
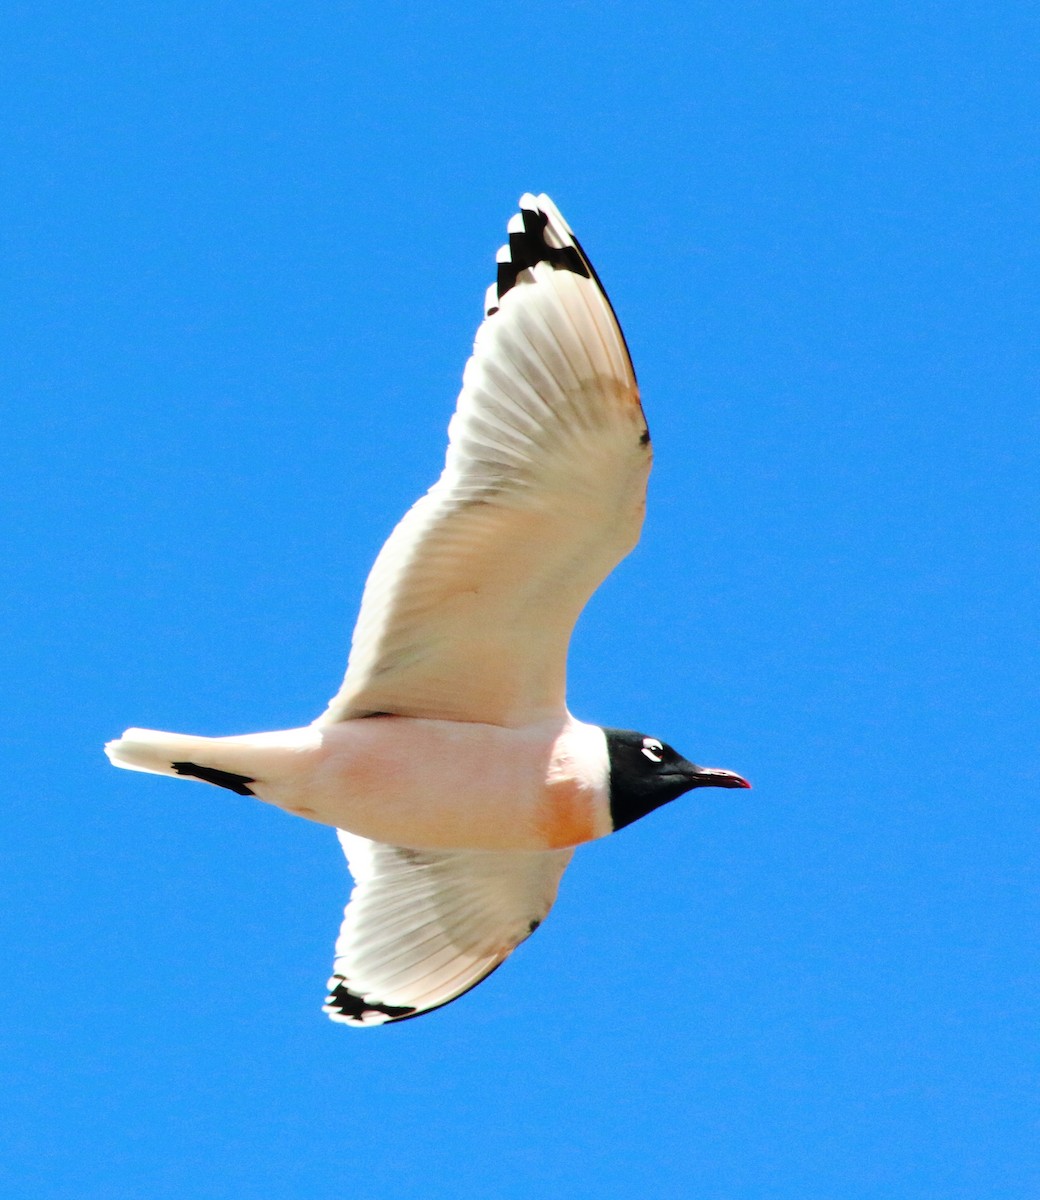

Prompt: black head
xmin=604 ymin=728 xmax=751 ymax=832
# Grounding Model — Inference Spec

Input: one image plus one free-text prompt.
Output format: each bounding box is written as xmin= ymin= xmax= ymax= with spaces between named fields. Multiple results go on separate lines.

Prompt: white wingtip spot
xmin=542 ymin=223 xmax=566 ymax=250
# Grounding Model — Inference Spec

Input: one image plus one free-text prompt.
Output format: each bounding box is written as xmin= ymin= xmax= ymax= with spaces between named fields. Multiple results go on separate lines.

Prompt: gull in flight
xmin=106 ymin=194 xmax=749 ymax=1026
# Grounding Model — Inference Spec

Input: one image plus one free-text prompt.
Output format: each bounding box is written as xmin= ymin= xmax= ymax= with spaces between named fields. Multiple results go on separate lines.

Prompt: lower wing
xmin=324 ymin=831 xmax=574 ymax=1026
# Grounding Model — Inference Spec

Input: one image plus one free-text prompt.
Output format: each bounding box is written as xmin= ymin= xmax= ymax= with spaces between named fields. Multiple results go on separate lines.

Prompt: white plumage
xmin=320 ymin=196 xmax=647 ymax=728
xmin=106 ymin=194 xmax=748 ymax=1025
xmin=325 ymin=835 xmax=572 ymax=1026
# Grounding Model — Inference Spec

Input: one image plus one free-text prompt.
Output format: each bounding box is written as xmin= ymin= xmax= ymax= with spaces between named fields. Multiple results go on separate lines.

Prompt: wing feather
xmin=319 ymin=194 xmax=650 ymax=727
xmin=323 ymin=831 xmax=573 ymax=1026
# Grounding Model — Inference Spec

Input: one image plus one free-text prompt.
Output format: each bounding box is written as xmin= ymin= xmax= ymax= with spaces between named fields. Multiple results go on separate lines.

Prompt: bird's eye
xmin=641 ymin=738 xmax=664 ymax=764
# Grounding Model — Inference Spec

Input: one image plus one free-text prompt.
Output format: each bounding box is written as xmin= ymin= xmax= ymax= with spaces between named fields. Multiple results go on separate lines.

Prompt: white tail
xmin=106 ymin=728 xmax=223 ymax=777
xmin=104 ymin=726 xmax=319 ymax=796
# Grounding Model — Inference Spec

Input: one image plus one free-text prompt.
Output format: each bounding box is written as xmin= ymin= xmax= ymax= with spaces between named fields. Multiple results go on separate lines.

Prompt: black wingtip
xmin=484 ymin=196 xmax=638 ymax=386
xmin=323 ymin=976 xmax=418 ymax=1026
xmin=494 ymin=204 xmax=589 ymax=308
xmin=323 ymin=958 xmax=511 ymax=1029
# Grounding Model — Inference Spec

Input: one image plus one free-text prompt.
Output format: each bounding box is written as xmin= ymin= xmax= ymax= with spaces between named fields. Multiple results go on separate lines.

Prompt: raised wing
xmin=319 ymin=194 xmax=650 ymax=728
xmin=323 ymin=831 xmax=573 ymax=1026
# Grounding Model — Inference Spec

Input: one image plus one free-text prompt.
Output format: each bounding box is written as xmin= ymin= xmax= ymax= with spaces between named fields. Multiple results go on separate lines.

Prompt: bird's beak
xmin=682 ymin=764 xmax=752 ymax=790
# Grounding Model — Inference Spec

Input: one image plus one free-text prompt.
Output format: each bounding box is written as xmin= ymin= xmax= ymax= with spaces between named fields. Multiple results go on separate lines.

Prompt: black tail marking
xmin=170 ymin=762 xmax=256 ymax=796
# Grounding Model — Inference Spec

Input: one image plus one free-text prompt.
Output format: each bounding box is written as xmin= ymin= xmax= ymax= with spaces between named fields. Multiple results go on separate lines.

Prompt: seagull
xmin=105 ymin=193 xmax=750 ymax=1026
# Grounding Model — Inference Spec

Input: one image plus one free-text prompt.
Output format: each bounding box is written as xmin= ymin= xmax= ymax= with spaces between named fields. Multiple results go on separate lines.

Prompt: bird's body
xmin=106 ymin=193 xmax=748 ymax=1025
xmin=112 ymin=714 xmax=611 ymax=851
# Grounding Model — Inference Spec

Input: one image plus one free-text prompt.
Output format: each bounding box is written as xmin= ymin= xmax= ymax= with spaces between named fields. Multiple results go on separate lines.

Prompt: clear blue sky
xmin=3 ymin=3 xmax=1037 ymax=1197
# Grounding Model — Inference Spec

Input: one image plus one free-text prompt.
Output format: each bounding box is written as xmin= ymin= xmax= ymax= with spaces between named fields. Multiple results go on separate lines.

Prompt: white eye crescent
xmin=641 ymin=738 xmax=664 ymax=763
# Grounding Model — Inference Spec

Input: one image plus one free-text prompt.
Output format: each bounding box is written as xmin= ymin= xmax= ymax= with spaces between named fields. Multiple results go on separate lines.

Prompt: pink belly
xmin=270 ymin=715 xmax=604 ymax=851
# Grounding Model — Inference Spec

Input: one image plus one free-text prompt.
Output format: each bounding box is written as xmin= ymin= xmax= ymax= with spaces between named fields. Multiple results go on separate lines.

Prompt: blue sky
xmin=3 ymin=2 xmax=1037 ymax=1196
